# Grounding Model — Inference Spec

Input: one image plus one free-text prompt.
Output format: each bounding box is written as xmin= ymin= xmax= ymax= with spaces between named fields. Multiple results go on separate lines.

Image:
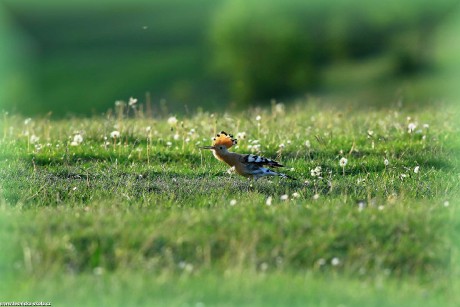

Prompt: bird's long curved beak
xmin=200 ymin=146 xmax=215 ymax=150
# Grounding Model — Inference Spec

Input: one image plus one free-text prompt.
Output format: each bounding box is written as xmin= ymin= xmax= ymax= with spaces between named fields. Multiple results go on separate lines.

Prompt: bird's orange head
xmin=201 ymin=131 xmax=237 ymax=150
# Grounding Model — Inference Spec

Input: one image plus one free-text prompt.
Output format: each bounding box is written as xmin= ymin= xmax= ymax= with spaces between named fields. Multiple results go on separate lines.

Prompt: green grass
xmin=1 ymin=101 xmax=459 ymax=305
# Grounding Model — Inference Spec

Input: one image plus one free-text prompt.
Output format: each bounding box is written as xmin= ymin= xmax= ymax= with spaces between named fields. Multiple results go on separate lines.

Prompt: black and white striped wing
xmin=242 ymin=154 xmax=284 ymax=168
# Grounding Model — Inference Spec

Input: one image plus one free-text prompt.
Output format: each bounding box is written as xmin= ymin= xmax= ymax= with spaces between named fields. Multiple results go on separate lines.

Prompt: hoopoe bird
xmin=201 ymin=131 xmax=295 ymax=180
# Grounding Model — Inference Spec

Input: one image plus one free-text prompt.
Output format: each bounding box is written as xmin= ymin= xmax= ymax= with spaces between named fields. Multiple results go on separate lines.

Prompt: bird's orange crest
xmin=212 ymin=131 xmax=237 ymax=148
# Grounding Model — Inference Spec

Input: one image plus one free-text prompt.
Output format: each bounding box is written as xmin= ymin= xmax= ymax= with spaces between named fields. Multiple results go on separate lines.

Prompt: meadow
xmin=0 ymin=100 xmax=459 ymax=306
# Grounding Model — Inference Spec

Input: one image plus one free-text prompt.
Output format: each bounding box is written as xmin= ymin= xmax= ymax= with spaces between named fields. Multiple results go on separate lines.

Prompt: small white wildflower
xmin=292 ymin=192 xmax=300 ymax=198
xmin=173 ymin=133 xmax=180 ymax=140
xmin=236 ymin=132 xmax=246 ymax=140
xmin=256 ymin=115 xmax=261 ymax=121
xmin=128 ymin=97 xmax=138 ymax=106
xmin=423 ymin=124 xmax=429 ymax=129
xmin=305 ymin=140 xmax=311 ymax=148
xmin=24 ymin=118 xmax=32 ymax=125
xmin=166 ymin=141 xmax=172 ymax=146
xmin=146 ymin=126 xmax=151 ymax=133
xmin=443 ymin=201 xmax=449 ymax=207
xmin=367 ymin=130 xmax=374 ymax=137
xmin=167 ymin=116 xmax=178 ymax=125
xmin=279 ymin=143 xmax=285 ymax=149
xmin=275 ymin=103 xmax=285 ymax=114
xmin=185 ymin=137 xmax=190 ymax=143
xmin=280 ymin=194 xmax=289 ymax=201
xmin=30 ymin=135 xmax=40 ymax=144
xmin=110 ymin=131 xmax=120 ymax=138
xmin=230 ymin=199 xmax=237 ymax=206
xmin=313 ymin=193 xmax=320 ymax=200
xmin=384 ymin=158 xmax=389 ymax=166
xmin=339 ymin=157 xmax=348 ymax=167
xmin=72 ymin=187 xmax=77 ymax=191
xmin=408 ymin=123 xmax=417 ymax=133
xmin=311 ymin=166 xmax=322 ymax=177
xmin=331 ymin=257 xmax=340 ymax=266
xmin=358 ymin=201 xmax=366 ymax=211
xmin=266 ymin=196 xmax=272 ymax=206
xmin=414 ymin=166 xmax=420 ymax=174
xmin=400 ymin=173 xmax=407 ymax=180
xmin=227 ymin=166 xmax=236 ymax=174
xmin=378 ymin=205 xmax=384 ymax=211
xmin=72 ymin=134 xmax=83 ymax=145
xmin=115 ymin=100 xmax=124 ymax=107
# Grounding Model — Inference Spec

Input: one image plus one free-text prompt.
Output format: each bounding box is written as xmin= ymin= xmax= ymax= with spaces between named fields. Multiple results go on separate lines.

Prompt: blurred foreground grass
xmin=0 ymin=101 xmax=459 ymax=305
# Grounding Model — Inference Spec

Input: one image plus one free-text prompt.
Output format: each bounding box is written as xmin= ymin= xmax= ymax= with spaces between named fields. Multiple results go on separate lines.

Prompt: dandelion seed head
xmin=408 ymin=122 xmax=417 ymax=133
xmin=230 ymin=199 xmax=237 ymax=206
xmin=30 ymin=135 xmax=40 ymax=144
xmin=173 ymin=133 xmax=180 ymax=140
xmin=128 ymin=97 xmax=138 ymax=106
xmin=167 ymin=116 xmax=178 ymax=126
xmin=280 ymin=194 xmax=289 ymax=201
xmin=384 ymin=158 xmax=389 ymax=166
xmin=110 ymin=131 xmax=120 ymax=138
xmin=313 ymin=193 xmax=320 ymax=200
xmin=339 ymin=157 xmax=348 ymax=167
xmin=256 ymin=115 xmax=262 ymax=121
xmin=331 ymin=257 xmax=340 ymax=266
xmin=266 ymin=196 xmax=272 ymax=206
xmin=414 ymin=166 xmax=420 ymax=174
xmin=310 ymin=166 xmax=322 ymax=177
xmin=292 ymin=192 xmax=300 ymax=198
xmin=305 ymin=140 xmax=311 ymax=148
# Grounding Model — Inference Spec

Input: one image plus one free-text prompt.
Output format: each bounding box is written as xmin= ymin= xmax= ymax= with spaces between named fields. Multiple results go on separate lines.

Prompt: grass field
xmin=1 ymin=101 xmax=459 ymax=306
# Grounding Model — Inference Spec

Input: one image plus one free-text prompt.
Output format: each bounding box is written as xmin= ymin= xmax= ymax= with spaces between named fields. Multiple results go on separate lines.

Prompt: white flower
xmin=310 ymin=166 xmax=322 ymax=177
xmin=166 ymin=141 xmax=172 ymax=146
xmin=167 ymin=116 xmax=178 ymax=125
xmin=30 ymin=135 xmax=39 ymax=144
xmin=331 ymin=257 xmax=340 ymax=266
xmin=128 ymin=97 xmax=138 ymax=106
xmin=292 ymin=192 xmax=300 ymax=198
xmin=279 ymin=143 xmax=285 ymax=149
xmin=339 ymin=157 xmax=348 ymax=167
xmin=110 ymin=131 xmax=120 ymax=138
xmin=230 ymin=199 xmax=237 ymax=206
xmin=280 ymin=194 xmax=289 ymax=201
xmin=236 ymin=132 xmax=246 ymax=140
xmin=71 ymin=133 xmax=83 ymax=146
xmin=384 ymin=158 xmax=389 ymax=166
xmin=305 ymin=140 xmax=311 ymax=148
xmin=423 ymin=124 xmax=429 ymax=129
xmin=146 ymin=126 xmax=151 ymax=133
xmin=408 ymin=123 xmax=417 ymax=133
xmin=443 ymin=201 xmax=449 ymax=207
xmin=24 ymin=118 xmax=32 ymax=125
xmin=173 ymin=133 xmax=180 ymax=140
xmin=313 ymin=193 xmax=320 ymax=200
xmin=266 ymin=196 xmax=272 ymax=206
xmin=275 ymin=103 xmax=285 ymax=114
xmin=256 ymin=115 xmax=262 ymax=121
xmin=414 ymin=166 xmax=420 ymax=174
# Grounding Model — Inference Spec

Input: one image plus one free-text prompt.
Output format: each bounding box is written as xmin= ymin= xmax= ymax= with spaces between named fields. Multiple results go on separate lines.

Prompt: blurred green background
xmin=0 ymin=0 xmax=459 ymax=117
